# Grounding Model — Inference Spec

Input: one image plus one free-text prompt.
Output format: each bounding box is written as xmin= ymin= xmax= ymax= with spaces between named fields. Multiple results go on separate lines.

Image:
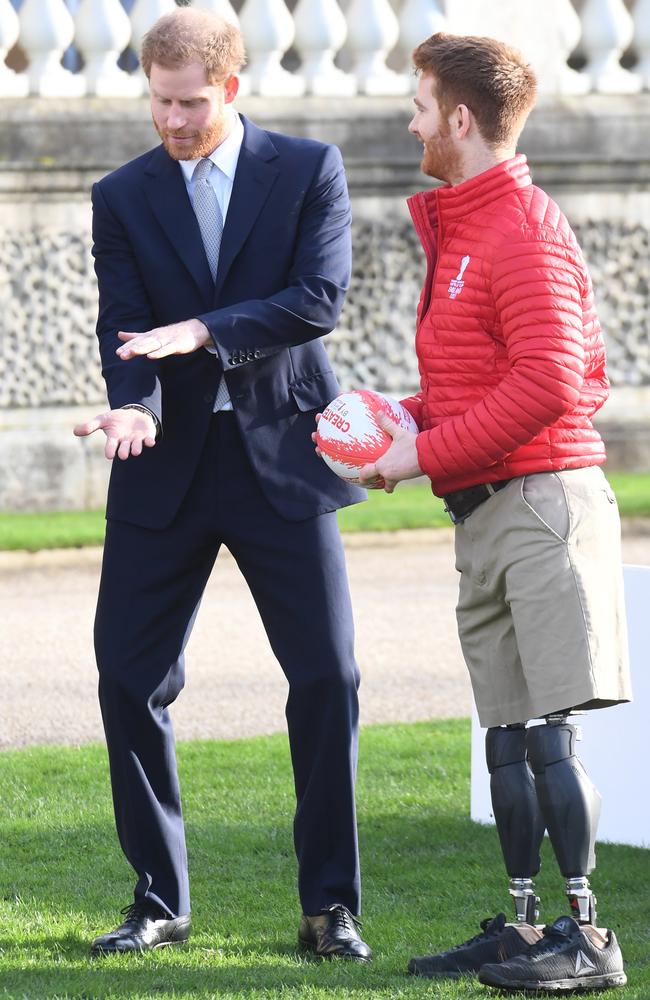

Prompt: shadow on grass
xmin=0 ymin=807 xmax=493 ymax=996
xmin=1 ymin=727 xmax=647 ymax=997
xmin=2 ymin=809 xmax=647 ymax=998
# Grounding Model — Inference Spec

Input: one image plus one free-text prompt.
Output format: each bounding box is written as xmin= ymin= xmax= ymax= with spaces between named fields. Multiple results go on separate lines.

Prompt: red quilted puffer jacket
xmin=401 ymin=155 xmax=609 ymax=496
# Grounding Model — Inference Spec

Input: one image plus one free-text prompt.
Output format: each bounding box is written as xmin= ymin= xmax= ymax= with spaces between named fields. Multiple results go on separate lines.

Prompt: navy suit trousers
xmin=94 ymin=413 xmax=361 ymax=917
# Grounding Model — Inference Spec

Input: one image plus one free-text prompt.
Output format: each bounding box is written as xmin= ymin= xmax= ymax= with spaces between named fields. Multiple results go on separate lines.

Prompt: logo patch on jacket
xmin=448 ymin=255 xmax=470 ymax=299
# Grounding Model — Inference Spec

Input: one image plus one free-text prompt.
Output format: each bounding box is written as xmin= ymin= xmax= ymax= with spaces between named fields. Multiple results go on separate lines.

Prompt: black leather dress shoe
xmin=299 ymin=903 xmax=372 ymax=962
xmin=90 ymin=900 xmax=191 ymax=956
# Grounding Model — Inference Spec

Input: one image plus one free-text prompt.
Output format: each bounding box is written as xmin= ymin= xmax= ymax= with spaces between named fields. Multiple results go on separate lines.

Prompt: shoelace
xmin=119 ymin=900 xmax=154 ymax=927
xmin=527 ymin=924 xmax=575 ymax=957
xmin=323 ymin=904 xmax=362 ymax=934
xmin=445 ymin=915 xmax=502 ymax=954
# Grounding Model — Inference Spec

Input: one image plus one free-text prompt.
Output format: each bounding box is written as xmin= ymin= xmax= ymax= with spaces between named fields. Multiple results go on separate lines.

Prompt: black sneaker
xmin=408 ymin=913 xmax=540 ymax=978
xmin=478 ymin=914 xmax=627 ymax=992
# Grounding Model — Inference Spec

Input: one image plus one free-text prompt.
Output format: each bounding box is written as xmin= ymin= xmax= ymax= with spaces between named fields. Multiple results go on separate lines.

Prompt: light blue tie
xmin=192 ymin=158 xmax=230 ymax=410
xmin=192 ymin=157 xmax=223 ymax=281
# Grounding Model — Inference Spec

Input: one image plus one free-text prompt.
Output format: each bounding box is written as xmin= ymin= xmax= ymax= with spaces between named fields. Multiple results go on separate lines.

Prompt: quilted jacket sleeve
xmin=399 ymin=390 xmax=424 ymax=429
xmin=415 ymin=224 xmax=590 ymax=486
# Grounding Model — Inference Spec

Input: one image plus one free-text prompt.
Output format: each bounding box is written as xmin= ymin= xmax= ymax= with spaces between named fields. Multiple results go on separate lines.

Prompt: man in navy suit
xmin=74 ymin=7 xmax=370 ymax=961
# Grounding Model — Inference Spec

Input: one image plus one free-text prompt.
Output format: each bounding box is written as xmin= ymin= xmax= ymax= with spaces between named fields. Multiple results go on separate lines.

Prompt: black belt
xmin=442 ymin=478 xmax=514 ymax=524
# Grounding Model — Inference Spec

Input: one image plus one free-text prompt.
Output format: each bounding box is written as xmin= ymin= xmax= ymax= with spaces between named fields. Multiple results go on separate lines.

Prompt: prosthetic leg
xmin=526 ymin=715 xmax=601 ymax=925
xmin=486 ymin=724 xmax=546 ymax=924
xmin=478 ymin=719 xmax=623 ymax=991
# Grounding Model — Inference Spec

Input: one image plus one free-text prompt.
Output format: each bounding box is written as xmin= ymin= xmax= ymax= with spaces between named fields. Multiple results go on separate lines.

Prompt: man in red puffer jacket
xmin=359 ymin=32 xmax=632 ymax=994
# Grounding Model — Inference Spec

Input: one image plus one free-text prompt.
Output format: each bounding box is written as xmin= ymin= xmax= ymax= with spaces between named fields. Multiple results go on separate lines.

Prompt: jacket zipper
xmin=409 ymin=190 xmax=442 ymax=350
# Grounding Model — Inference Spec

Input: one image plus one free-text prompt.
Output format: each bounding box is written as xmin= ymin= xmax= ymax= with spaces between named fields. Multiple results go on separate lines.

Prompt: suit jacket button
xmin=228 ymin=356 xmax=235 ymax=365
xmin=254 ymin=350 xmax=262 ymax=359
xmin=246 ymin=351 xmax=254 ymax=361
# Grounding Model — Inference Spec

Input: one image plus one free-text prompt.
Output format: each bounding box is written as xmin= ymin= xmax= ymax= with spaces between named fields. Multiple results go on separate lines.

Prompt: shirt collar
xmin=179 ymin=111 xmax=244 ymax=185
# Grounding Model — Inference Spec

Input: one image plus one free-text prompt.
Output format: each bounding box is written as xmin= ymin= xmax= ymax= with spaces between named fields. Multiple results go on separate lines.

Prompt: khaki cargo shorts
xmin=454 ymin=466 xmax=632 ymax=727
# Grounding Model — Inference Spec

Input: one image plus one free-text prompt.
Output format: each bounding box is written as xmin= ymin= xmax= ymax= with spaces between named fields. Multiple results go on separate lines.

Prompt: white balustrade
xmin=554 ymin=0 xmax=591 ymax=95
xmin=293 ymin=0 xmax=355 ymax=95
xmin=580 ymin=0 xmax=641 ymax=93
xmin=193 ymin=0 xmax=240 ymax=27
xmin=3 ymin=0 xmax=650 ymax=99
xmin=633 ymin=0 xmax=650 ymax=90
xmin=0 ymin=0 xmax=27 ymax=95
xmin=18 ymin=0 xmax=86 ymax=95
xmin=74 ymin=0 xmax=141 ymax=96
xmin=398 ymin=0 xmax=446 ymax=92
xmin=346 ymin=0 xmax=410 ymax=94
xmin=238 ymin=0 xmax=304 ymax=96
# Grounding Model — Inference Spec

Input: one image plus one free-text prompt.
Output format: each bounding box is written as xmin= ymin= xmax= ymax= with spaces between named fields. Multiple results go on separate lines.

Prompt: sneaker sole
xmin=478 ymin=970 xmax=627 ymax=992
xmin=408 ymin=965 xmax=470 ymax=979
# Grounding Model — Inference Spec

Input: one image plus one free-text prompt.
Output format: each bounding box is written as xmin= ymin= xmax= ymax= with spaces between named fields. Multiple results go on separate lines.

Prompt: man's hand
xmin=73 ymin=408 xmax=157 ymax=461
xmin=116 ymin=319 xmax=210 ymax=360
xmin=359 ymin=411 xmax=422 ymax=494
xmin=311 ymin=412 xmax=323 ymax=453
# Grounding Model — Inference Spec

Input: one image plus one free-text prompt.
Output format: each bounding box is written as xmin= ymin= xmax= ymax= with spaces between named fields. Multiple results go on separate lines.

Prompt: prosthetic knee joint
xmin=486 ymin=724 xmax=545 ymax=924
xmin=526 ymin=715 xmax=601 ymax=924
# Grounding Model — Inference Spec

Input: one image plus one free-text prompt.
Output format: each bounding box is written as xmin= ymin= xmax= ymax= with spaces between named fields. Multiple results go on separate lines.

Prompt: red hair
xmin=413 ymin=33 xmax=537 ymax=147
xmin=141 ymin=7 xmax=245 ymax=83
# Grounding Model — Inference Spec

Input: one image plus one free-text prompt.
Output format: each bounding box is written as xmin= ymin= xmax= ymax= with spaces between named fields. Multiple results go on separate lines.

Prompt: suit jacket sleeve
xmin=91 ymin=181 xmax=163 ymax=425
xmin=197 ymin=143 xmax=351 ymax=370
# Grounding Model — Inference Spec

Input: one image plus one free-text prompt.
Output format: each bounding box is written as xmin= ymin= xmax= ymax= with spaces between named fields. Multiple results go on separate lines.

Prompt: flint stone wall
xmin=1 ymin=96 xmax=649 ymax=511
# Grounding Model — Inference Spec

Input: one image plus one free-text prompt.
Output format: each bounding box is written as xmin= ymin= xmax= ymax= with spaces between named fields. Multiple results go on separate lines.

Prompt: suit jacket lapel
xmin=143 ymin=146 xmax=214 ymax=304
xmin=142 ymin=120 xmax=280 ymax=307
xmin=214 ymin=116 xmax=280 ymax=302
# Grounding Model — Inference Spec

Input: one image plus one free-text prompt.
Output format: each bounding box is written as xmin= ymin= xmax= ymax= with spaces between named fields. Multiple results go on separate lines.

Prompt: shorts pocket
xmin=521 ymin=472 xmax=570 ymax=541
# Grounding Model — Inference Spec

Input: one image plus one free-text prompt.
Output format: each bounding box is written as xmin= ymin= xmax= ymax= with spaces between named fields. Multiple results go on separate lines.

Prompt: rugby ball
xmin=316 ymin=389 xmax=418 ymax=486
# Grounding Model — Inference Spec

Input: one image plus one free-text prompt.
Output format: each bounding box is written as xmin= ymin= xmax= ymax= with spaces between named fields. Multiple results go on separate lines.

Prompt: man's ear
xmin=455 ymin=103 xmax=472 ymax=140
xmin=224 ymin=74 xmax=239 ymax=104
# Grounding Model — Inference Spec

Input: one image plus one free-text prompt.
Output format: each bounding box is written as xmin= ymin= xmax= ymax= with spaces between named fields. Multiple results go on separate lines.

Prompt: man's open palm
xmin=73 ymin=408 xmax=157 ymax=461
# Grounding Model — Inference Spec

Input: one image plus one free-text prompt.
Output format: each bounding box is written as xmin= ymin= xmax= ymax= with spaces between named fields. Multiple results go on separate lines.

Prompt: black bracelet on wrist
xmin=121 ymin=404 xmax=160 ymax=439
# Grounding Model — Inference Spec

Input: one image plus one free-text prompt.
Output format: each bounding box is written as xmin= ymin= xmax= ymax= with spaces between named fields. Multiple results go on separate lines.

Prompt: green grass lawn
xmin=0 ymin=721 xmax=647 ymax=999
xmin=1 ymin=473 xmax=648 ymax=551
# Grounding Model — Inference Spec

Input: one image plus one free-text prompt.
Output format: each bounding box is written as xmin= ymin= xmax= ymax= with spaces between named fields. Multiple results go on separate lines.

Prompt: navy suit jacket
xmin=91 ymin=115 xmax=365 ymax=529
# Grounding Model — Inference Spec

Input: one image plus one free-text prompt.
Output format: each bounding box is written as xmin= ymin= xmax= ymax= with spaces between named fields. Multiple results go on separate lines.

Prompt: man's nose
xmin=167 ymin=105 xmax=187 ymax=129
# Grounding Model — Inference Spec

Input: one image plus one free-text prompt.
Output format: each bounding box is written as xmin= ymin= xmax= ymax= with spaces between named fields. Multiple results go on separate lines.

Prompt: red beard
xmin=153 ymin=117 xmax=228 ymax=162
xmin=420 ymin=121 xmax=462 ymax=184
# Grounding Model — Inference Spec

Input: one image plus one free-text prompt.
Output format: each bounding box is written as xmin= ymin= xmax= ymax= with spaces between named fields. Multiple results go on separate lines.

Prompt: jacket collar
xmin=408 ymin=154 xmax=531 ymax=231
xmin=143 ymin=116 xmax=280 ymax=305
xmin=407 ymin=154 xmax=532 ymax=261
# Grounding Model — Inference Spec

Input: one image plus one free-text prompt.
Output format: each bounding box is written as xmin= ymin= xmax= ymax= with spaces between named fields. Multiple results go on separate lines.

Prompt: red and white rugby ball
xmin=316 ymin=389 xmax=418 ymax=486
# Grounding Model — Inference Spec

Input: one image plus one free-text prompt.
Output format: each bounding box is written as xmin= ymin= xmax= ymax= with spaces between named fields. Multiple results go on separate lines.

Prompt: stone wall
xmin=1 ymin=95 xmax=649 ymax=511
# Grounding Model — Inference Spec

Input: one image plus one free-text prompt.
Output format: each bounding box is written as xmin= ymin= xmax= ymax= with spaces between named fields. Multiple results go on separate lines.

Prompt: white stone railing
xmin=0 ymin=0 xmax=649 ymax=98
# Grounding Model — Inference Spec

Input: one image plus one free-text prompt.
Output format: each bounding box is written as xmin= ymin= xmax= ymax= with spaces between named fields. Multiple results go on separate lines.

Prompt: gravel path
xmin=2 ymin=527 xmax=648 ymax=750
